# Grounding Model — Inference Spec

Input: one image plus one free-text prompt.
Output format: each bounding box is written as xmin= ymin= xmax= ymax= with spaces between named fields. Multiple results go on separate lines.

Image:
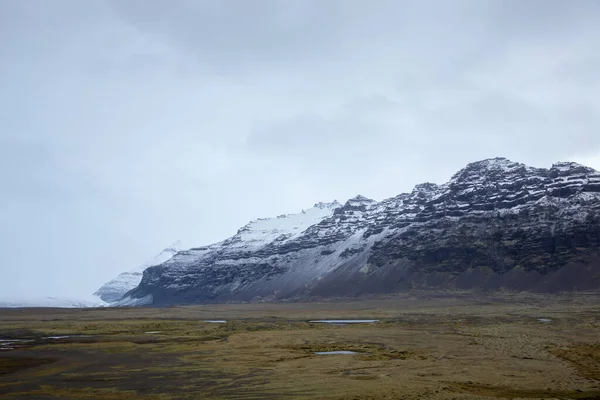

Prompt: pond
xmin=0 ymin=338 xmax=34 ymax=351
xmin=308 ymin=320 xmax=379 ymax=324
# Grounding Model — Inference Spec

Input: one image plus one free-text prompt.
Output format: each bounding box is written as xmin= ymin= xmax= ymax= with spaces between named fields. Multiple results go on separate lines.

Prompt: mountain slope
xmin=125 ymin=158 xmax=600 ymax=305
xmin=94 ymin=241 xmax=181 ymax=303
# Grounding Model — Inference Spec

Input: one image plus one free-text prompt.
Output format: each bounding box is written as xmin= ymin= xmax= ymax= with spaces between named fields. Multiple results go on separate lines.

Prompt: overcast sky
xmin=1 ymin=0 xmax=600 ymax=299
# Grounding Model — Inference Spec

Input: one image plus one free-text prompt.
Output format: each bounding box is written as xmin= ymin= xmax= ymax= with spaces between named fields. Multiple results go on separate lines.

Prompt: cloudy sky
xmin=1 ymin=0 xmax=599 ymax=299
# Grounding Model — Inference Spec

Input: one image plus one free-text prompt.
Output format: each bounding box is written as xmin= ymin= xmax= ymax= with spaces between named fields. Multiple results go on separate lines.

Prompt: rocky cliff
xmin=120 ymin=158 xmax=600 ymax=305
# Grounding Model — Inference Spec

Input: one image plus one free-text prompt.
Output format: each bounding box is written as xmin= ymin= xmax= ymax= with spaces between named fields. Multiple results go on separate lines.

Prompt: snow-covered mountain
xmin=94 ymin=241 xmax=181 ymax=303
xmin=120 ymin=158 xmax=600 ymax=305
xmin=116 ymin=202 xmax=342 ymax=305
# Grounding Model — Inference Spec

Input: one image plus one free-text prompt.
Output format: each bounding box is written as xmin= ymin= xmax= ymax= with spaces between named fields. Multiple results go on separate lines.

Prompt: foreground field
xmin=1 ymin=294 xmax=599 ymax=399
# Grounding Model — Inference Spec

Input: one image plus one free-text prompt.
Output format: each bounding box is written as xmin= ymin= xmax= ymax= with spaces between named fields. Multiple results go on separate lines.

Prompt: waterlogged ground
xmin=0 ymin=293 xmax=599 ymax=399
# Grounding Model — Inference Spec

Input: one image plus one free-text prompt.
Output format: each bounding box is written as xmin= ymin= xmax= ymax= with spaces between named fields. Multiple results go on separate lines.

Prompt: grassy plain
xmin=0 ymin=293 xmax=599 ymax=399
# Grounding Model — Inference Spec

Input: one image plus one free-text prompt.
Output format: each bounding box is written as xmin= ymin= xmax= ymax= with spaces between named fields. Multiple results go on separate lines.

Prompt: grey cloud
xmin=0 ymin=140 xmax=57 ymax=198
xmin=248 ymin=112 xmax=381 ymax=151
xmin=110 ymin=0 xmax=344 ymax=72
xmin=1 ymin=0 xmax=600 ymax=299
xmin=108 ymin=1 xmax=535 ymax=74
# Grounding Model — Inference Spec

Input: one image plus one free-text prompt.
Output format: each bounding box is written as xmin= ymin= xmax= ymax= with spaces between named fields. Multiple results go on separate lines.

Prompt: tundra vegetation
xmin=1 ymin=293 xmax=599 ymax=399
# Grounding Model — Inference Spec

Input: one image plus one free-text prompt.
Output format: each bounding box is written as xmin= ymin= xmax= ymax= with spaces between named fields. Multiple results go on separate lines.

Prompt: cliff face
xmin=122 ymin=158 xmax=600 ymax=305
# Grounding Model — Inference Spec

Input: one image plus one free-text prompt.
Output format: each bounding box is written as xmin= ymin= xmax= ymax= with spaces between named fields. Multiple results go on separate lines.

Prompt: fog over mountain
xmin=1 ymin=1 xmax=599 ymax=300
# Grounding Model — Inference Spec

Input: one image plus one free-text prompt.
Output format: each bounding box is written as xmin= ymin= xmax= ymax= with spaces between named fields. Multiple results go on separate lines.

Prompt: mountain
xmin=122 ymin=158 xmax=600 ymax=306
xmin=94 ymin=241 xmax=181 ymax=303
xmin=0 ymin=296 xmax=107 ymax=308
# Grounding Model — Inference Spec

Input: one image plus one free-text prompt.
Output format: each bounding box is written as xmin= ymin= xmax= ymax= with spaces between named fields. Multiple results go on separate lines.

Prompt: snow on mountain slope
xmin=122 ymin=201 xmax=344 ymax=303
xmin=96 ymin=203 xmax=343 ymax=304
xmin=94 ymin=241 xmax=181 ymax=303
xmin=225 ymin=202 xmax=342 ymax=251
xmin=120 ymin=158 xmax=600 ymax=305
xmin=0 ymin=296 xmax=107 ymax=308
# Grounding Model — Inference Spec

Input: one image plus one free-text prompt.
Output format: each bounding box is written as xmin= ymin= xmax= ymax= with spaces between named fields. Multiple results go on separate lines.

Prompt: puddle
xmin=315 ymin=351 xmax=358 ymax=355
xmin=204 ymin=320 xmax=227 ymax=323
xmin=145 ymin=331 xmax=162 ymax=334
xmin=538 ymin=318 xmax=553 ymax=323
xmin=309 ymin=320 xmax=379 ymax=324
xmin=0 ymin=338 xmax=35 ymax=351
xmin=0 ymin=335 xmax=94 ymax=350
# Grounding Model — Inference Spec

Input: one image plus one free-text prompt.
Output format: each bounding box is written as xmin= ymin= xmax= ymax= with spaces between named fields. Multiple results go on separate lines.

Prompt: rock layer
xmin=123 ymin=158 xmax=600 ymax=305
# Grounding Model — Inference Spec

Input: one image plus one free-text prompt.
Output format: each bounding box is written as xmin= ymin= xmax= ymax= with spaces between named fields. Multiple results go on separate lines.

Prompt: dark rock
xmin=122 ymin=158 xmax=600 ymax=305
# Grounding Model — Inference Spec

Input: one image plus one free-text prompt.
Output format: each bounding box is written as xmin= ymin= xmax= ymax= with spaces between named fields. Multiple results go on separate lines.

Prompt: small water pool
xmin=0 ymin=338 xmax=34 ymax=351
xmin=314 ymin=351 xmax=358 ymax=355
xmin=309 ymin=320 xmax=379 ymax=324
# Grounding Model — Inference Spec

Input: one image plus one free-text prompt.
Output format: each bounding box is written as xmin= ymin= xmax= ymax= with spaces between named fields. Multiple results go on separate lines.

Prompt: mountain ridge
xmin=108 ymin=158 xmax=600 ymax=305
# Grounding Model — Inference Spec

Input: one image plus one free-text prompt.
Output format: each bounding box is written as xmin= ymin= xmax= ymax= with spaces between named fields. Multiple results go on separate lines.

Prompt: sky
xmin=1 ymin=0 xmax=600 ymax=299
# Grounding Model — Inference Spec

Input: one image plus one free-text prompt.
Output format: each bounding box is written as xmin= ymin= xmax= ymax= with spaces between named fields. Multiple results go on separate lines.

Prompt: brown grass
xmin=0 ymin=293 xmax=599 ymax=399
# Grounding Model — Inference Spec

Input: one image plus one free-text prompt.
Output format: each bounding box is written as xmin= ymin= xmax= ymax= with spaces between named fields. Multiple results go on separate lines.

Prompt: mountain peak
xmin=551 ymin=161 xmax=596 ymax=173
xmin=337 ymin=195 xmax=376 ymax=213
xmin=348 ymin=195 xmax=375 ymax=203
xmin=163 ymin=240 xmax=181 ymax=254
xmin=449 ymin=158 xmax=529 ymax=183
xmin=460 ymin=157 xmax=522 ymax=172
xmin=313 ymin=200 xmax=342 ymax=210
xmin=412 ymin=182 xmax=439 ymax=193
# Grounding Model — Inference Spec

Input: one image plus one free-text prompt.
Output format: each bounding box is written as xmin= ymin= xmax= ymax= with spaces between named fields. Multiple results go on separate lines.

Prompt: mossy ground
xmin=1 ymin=294 xmax=599 ymax=399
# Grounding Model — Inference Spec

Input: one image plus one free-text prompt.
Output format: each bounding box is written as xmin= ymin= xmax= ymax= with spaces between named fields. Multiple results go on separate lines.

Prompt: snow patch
xmin=95 ymin=241 xmax=182 ymax=303
xmin=227 ymin=204 xmax=340 ymax=251
xmin=0 ymin=296 xmax=107 ymax=309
